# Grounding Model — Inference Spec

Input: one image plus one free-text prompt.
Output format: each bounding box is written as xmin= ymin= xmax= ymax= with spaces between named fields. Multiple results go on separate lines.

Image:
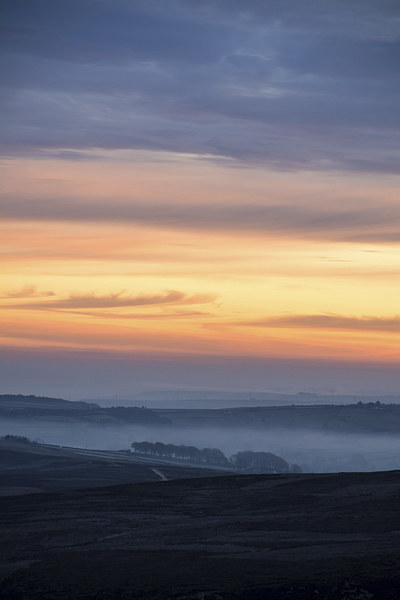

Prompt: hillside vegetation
xmin=131 ymin=440 xmax=294 ymax=473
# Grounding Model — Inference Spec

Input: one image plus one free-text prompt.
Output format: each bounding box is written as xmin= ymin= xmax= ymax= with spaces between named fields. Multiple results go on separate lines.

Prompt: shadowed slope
xmin=0 ymin=470 xmax=399 ymax=599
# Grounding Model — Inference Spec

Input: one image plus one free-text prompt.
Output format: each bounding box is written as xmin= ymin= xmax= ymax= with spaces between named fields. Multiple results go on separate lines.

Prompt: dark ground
xmin=0 ymin=439 xmax=229 ymax=495
xmin=0 ymin=468 xmax=399 ymax=599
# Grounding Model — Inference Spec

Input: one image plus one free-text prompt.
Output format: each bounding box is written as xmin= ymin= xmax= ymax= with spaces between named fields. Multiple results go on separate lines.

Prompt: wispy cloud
xmin=57 ymin=309 xmax=212 ymax=320
xmin=4 ymin=290 xmax=217 ymax=311
xmin=241 ymin=314 xmax=400 ymax=333
xmin=2 ymin=285 xmax=55 ymax=299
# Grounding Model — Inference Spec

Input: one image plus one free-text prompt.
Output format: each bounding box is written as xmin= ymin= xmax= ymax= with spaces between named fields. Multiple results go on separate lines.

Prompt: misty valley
xmin=1 ymin=394 xmax=400 ymax=474
xmin=1 ymin=394 xmax=400 ymax=599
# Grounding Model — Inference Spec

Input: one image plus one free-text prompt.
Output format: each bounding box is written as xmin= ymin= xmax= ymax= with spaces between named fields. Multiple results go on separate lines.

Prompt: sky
xmin=1 ymin=0 xmax=400 ymax=401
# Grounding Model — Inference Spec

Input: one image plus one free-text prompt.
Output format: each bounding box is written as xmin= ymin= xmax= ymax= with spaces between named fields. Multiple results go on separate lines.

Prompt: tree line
xmin=131 ymin=441 xmax=228 ymax=466
xmin=131 ymin=441 xmax=298 ymax=473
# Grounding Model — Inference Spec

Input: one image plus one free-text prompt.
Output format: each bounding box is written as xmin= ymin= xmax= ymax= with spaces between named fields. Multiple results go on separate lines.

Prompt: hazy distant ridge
xmin=155 ymin=402 xmax=400 ymax=434
xmin=2 ymin=394 xmax=400 ymax=434
xmin=0 ymin=395 xmax=168 ymax=425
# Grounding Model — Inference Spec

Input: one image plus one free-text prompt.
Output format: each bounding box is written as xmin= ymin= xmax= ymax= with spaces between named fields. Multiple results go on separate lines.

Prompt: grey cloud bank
xmin=1 ymin=0 xmax=399 ymax=172
xmin=2 ymin=197 xmax=400 ymax=243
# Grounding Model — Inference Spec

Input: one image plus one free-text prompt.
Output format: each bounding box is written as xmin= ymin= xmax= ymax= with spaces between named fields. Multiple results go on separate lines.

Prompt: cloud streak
xmin=4 ymin=290 xmax=217 ymax=311
xmin=242 ymin=314 xmax=400 ymax=333
xmin=2 ymin=285 xmax=55 ymax=299
xmin=53 ymin=309 xmax=212 ymax=320
xmin=2 ymin=197 xmax=400 ymax=242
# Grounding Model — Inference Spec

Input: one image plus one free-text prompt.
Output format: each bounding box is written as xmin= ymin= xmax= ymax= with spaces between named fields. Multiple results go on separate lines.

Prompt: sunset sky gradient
xmin=1 ymin=1 xmax=399 ymax=399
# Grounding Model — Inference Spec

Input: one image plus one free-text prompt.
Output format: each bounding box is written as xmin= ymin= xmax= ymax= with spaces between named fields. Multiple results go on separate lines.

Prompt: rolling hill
xmin=0 ymin=469 xmax=399 ymax=599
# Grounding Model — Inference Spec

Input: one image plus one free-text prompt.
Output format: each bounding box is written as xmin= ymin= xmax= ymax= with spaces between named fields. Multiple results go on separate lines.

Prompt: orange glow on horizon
xmin=1 ymin=152 xmax=400 ymax=368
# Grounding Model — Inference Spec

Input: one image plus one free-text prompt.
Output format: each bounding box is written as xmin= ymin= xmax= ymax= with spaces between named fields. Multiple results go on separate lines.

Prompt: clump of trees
xmin=0 ymin=434 xmax=37 ymax=444
xmin=131 ymin=441 xmax=229 ymax=466
xmin=230 ymin=451 xmax=289 ymax=473
xmin=131 ymin=441 xmax=299 ymax=473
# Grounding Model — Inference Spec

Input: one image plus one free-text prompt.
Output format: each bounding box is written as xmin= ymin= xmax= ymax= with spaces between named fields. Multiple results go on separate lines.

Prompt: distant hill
xmin=93 ymin=389 xmax=400 ymax=409
xmin=0 ymin=394 xmax=99 ymax=410
xmin=3 ymin=394 xmax=400 ymax=434
xmin=155 ymin=402 xmax=400 ymax=434
xmin=0 ymin=394 xmax=169 ymax=425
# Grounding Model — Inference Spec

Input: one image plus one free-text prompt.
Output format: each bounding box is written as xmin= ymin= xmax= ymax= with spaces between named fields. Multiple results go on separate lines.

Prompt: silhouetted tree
xmin=230 ymin=451 xmax=289 ymax=473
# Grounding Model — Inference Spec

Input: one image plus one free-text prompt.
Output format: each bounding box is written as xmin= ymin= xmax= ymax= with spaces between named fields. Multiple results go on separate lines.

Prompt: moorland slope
xmin=0 ymin=469 xmax=399 ymax=599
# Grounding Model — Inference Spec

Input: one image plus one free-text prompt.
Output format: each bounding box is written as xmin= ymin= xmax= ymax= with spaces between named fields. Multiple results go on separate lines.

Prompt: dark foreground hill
xmin=0 ymin=437 xmax=231 ymax=495
xmin=0 ymin=470 xmax=399 ymax=599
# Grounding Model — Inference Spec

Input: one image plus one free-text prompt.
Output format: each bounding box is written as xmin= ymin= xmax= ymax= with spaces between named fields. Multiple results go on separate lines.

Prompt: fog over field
xmin=1 ymin=418 xmax=399 ymax=473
